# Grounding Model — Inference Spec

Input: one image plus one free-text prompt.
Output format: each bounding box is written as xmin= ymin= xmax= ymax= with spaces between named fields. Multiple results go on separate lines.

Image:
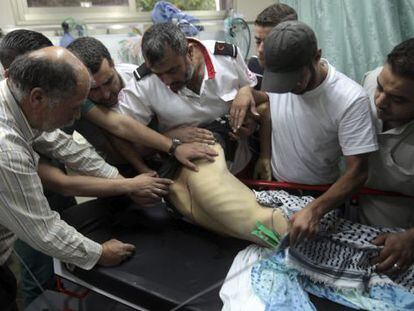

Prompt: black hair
xmin=0 ymin=29 xmax=53 ymax=69
xmin=141 ymin=23 xmax=187 ymax=66
xmin=67 ymin=37 xmax=113 ymax=74
xmin=255 ymin=3 xmax=297 ymax=28
xmin=387 ymin=38 xmax=414 ymax=79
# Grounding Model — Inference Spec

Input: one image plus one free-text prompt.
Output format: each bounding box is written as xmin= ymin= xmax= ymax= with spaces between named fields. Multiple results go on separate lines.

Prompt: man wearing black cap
xmin=234 ymin=21 xmax=378 ymax=245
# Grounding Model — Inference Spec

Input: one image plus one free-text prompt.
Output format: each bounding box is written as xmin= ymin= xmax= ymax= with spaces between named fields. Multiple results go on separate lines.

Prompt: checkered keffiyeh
xmin=254 ymin=190 xmax=414 ymax=293
xmin=288 ymin=213 xmax=414 ymax=293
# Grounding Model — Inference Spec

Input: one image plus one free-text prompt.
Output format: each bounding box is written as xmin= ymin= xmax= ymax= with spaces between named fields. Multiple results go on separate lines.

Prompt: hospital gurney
xmin=51 ymin=177 xmax=397 ymax=310
xmin=54 ymin=197 xmax=249 ymax=310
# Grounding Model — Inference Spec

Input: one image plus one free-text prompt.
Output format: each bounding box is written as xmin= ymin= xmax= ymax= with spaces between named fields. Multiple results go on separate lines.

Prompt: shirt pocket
xmin=387 ymin=132 xmax=414 ymax=177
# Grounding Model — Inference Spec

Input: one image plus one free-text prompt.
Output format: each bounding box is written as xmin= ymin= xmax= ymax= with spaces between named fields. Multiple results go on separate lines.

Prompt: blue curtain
xmin=281 ymin=0 xmax=414 ymax=82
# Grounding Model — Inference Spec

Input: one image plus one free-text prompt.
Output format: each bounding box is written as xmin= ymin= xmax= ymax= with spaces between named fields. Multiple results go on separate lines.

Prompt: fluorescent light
xmin=80 ymin=2 xmax=92 ymax=8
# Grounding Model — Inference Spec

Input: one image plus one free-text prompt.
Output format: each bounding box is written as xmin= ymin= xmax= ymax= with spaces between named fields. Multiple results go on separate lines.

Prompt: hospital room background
xmin=1 ymin=0 xmax=413 ymax=83
xmin=1 ymin=0 xmax=414 ymax=310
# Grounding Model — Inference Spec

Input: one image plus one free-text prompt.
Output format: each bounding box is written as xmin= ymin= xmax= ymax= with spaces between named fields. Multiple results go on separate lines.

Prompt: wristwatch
xmin=168 ymin=138 xmax=182 ymax=156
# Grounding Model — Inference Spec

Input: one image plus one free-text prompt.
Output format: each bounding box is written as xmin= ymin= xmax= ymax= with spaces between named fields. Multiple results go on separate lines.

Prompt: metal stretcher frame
xmin=241 ymin=179 xmax=414 ymax=198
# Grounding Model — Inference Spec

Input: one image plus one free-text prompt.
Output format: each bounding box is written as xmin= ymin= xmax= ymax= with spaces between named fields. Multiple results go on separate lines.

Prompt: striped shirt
xmin=0 ymin=80 xmax=119 ymax=269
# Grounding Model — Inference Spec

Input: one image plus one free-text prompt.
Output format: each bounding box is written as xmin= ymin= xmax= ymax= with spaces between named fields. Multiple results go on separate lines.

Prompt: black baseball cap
xmin=262 ymin=20 xmax=317 ymax=93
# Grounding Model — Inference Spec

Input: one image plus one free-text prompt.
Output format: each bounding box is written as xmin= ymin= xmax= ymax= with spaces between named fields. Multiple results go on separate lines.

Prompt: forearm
xmin=34 ymin=130 xmax=118 ymax=178
xmin=311 ymin=158 xmax=368 ymax=216
xmin=107 ymin=134 xmax=151 ymax=173
xmin=85 ymin=107 xmax=173 ymax=153
xmin=251 ymin=88 xmax=269 ymax=105
xmin=118 ymin=118 xmax=172 ymax=152
xmin=257 ymin=102 xmax=272 ymax=158
xmin=237 ymin=85 xmax=269 ymax=106
xmin=38 ymin=162 xmax=133 ymax=197
xmin=96 ymin=111 xmax=172 ymax=152
xmin=55 ymin=175 xmax=134 ymax=197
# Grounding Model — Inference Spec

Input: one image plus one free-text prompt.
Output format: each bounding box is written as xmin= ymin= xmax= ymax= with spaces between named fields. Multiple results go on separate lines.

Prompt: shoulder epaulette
xmin=133 ymin=63 xmax=151 ymax=81
xmin=214 ymin=41 xmax=237 ymax=58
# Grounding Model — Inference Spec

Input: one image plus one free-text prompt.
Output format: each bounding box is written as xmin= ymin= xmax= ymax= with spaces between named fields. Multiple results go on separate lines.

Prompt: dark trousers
xmin=0 ymin=263 xmax=18 ymax=311
xmin=14 ymin=240 xmax=56 ymax=307
xmin=15 ymin=191 xmax=76 ymax=307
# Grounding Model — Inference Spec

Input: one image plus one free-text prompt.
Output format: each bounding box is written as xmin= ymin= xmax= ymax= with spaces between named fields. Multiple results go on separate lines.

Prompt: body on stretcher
xmin=51 ymin=145 xmax=410 ymax=310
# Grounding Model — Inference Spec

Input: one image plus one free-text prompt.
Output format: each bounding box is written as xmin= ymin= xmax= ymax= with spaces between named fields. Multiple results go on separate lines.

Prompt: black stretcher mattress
xmin=60 ymin=197 xmax=249 ymax=311
xmin=60 ymin=197 xmax=354 ymax=311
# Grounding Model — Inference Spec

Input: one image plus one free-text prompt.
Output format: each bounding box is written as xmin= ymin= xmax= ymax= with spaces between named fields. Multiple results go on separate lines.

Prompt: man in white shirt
xmin=67 ymin=36 xmax=217 ymax=174
xmin=0 ymin=47 xmax=137 ymax=309
xmin=354 ymin=39 xmax=414 ymax=275
xmin=233 ymin=21 xmax=378 ymax=245
xmin=118 ymin=22 xmax=258 ymax=174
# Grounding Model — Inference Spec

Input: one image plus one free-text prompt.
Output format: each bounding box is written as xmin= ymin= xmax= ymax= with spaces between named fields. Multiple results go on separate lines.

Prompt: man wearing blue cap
xmin=233 ymin=21 xmax=378 ymax=245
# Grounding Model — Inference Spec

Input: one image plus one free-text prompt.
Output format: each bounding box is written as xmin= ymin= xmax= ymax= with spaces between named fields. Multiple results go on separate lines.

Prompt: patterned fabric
xmin=287 ymin=213 xmax=414 ymax=292
xmin=253 ymin=251 xmax=414 ymax=311
xmin=255 ymin=190 xmax=313 ymax=219
xmin=250 ymin=190 xmax=414 ymax=310
xmin=0 ymin=80 xmax=118 ymax=268
xmin=252 ymin=252 xmax=316 ymax=311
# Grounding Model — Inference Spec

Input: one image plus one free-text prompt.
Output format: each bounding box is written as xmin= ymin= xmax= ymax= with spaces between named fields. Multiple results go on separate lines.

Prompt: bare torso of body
xmin=168 ymin=143 xmax=288 ymax=246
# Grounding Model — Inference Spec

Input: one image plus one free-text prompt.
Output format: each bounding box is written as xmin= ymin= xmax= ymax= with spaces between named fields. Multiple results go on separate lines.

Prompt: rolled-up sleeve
xmin=0 ymin=150 xmax=102 ymax=269
xmin=33 ymin=129 xmax=118 ymax=178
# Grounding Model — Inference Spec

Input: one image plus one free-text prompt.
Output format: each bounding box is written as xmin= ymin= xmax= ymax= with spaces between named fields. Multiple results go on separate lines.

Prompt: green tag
xmin=251 ymin=221 xmax=281 ymax=249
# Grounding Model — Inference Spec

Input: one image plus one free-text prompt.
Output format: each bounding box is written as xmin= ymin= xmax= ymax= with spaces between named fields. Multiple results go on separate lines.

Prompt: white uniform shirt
xmin=115 ymin=63 xmax=138 ymax=85
xmin=0 ymin=80 xmax=118 ymax=268
xmin=268 ymin=59 xmax=378 ymax=185
xmin=358 ymin=67 xmax=414 ymax=228
xmin=117 ymin=39 xmax=257 ymax=133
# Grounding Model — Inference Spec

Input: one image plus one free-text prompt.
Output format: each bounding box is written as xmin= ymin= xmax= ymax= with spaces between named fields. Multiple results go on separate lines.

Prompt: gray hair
xmin=142 ymin=23 xmax=188 ymax=66
xmin=8 ymin=51 xmax=78 ymax=105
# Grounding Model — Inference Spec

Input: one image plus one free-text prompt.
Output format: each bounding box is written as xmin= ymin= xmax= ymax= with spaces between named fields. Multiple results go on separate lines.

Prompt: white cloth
xmin=118 ymin=40 xmax=257 ymax=133
xmin=220 ymin=245 xmax=266 ymax=311
xmin=357 ymin=67 xmax=414 ymax=228
xmin=0 ymin=80 xmax=118 ymax=268
xmin=268 ymin=59 xmax=378 ymax=185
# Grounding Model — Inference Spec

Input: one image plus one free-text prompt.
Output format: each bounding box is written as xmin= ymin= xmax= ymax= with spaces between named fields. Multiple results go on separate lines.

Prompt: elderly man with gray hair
xmin=0 ymin=46 xmax=136 ymax=309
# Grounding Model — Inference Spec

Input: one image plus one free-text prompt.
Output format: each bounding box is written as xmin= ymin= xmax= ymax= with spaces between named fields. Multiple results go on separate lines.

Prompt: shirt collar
xmin=380 ymin=118 xmax=414 ymax=135
xmin=187 ymin=38 xmax=216 ymax=80
xmin=302 ymin=59 xmax=334 ymax=98
xmin=1 ymin=79 xmax=37 ymax=143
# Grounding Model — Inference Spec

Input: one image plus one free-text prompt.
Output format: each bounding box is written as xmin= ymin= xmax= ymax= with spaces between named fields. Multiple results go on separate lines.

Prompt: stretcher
xmin=53 ymin=180 xmax=407 ymax=310
xmin=54 ymin=197 xmax=249 ymax=310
